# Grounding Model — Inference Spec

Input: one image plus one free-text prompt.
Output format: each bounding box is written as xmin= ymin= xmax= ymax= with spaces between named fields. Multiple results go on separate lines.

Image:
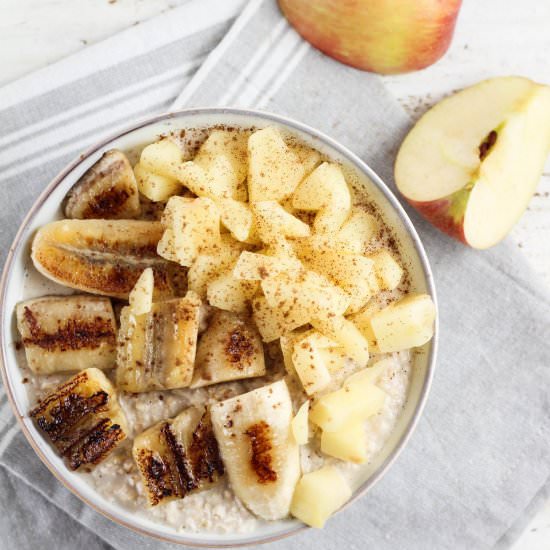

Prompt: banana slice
xmin=64 ymin=150 xmax=140 ymax=219
xmin=16 ymin=295 xmax=116 ymax=374
xmin=30 ymin=368 xmax=128 ymax=470
xmin=191 ymin=310 xmax=266 ymax=388
xmin=116 ymin=291 xmax=202 ymax=392
xmin=210 ymin=379 xmax=300 ymax=520
xmin=133 ymin=406 xmax=224 ymax=506
xmin=31 ymin=219 xmax=172 ymax=299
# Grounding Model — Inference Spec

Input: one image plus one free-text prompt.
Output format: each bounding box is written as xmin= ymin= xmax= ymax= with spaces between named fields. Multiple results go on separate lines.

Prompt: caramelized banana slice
xmin=31 ymin=220 xmax=172 ymax=299
xmin=210 ymin=380 xmax=300 ymax=520
xmin=191 ymin=310 xmax=266 ymax=388
xmin=116 ymin=291 xmax=201 ymax=392
xmin=64 ymin=150 xmax=140 ymax=219
xmin=133 ymin=406 xmax=224 ymax=506
xmin=16 ymin=295 xmax=116 ymax=374
xmin=30 ymin=368 xmax=128 ymax=470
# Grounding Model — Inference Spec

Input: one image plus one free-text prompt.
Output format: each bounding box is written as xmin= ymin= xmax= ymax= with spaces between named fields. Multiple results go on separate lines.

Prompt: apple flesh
xmin=278 ymin=0 xmax=462 ymax=75
xmin=395 ymin=77 xmax=550 ymax=249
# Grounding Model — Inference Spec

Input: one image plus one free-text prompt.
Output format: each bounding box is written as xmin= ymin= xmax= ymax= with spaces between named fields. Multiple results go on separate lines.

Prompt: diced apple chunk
xmin=156 ymin=196 xmax=193 ymax=263
xmin=248 ymin=127 xmax=306 ymax=202
xmin=344 ymin=358 xmax=390 ymax=387
xmin=207 ymin=273 xmax=259 ymax=313
xmin=321 ymin=421 xmax=367 ymax=463
xmin=188 ymin=255 xmax=220 ymax=298
xmin=187 ymin=236 xmax=243 ymax=298
xmin=292 ymin=332 xmax=332 ymax=395
xmin=173 ymin=161 xmax=207 ymax=196
xmin=296 ymin=246 xmax=378 ymax=313
xmin=195 ymin=130 xmax=248 ymax=167
xmin=291 ymin=143 xmax=322 ymax=176
xmin=370 ymin=294 xmax=436 ymax=352
xmin=291 ymin=401 xmax=310 ymax=445
xmin=292 ymin=162 xmax=351 ymax=233
xmin=134 ymin=163 xmax=181 ymax=202
xmin=293 ymin=208 xmax=378 ymax=256
xmin=156 ymin=229 xmax=178 ymax=263
xmin=370 ymin=249 xmax=403 ymax=290
xmin=129 ymin=268 xmax=154 ymax=315
xmin=157 ymin=196 xmax=221 ymax=267
xmin=334 ymin=208 xmax=378 ymax=253
xmin=281 ymin=330 xmax=339 ymax=373
xmin=262 ymin=270 xmax=351 ymax=324
xmin=218 ymin=199 xmax=254 ymax=241
xmin=206 ymin=155 xmax=247 ymax=200
xmin=290 ymin=466 xmax=352 ymax=528
xmin=252 ymin=295 xmax=309 ymax=342
xmin=314 ymin=204 xmax=351 ymax=236
xmin=309 ymin=378 xmax=386 ymax=432
xmin=311 ymin=316 xmax=369 ymax=366
xmin=194 ymin=129 xmax=249 ymax=193
xmin=233 ymin=251 xmax=301 ymax=281
xmin=349 ymin=301 xmax=384 ymax=353
xmin=262 ymin=237 xmax=298 ymax=259
xmin=252 ymin=201 xmax=310 ymax=243
xmin=305 ymin=331 xmax=341 ymax=349
xmin=176 ymin=159 xmax=240 ymax=201
xmin=292 ymin=162 xmax=339 ymax=210
xmin=318 ymin=347 xmax=348 ymax=373
xmin=140 ymin=139 xmax=183 ymax=180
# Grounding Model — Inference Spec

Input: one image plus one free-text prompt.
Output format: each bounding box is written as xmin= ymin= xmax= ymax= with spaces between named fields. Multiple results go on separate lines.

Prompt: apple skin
xmin=278 ymin=0 xmax=462 ymax=75
xmin=407 ymin=196 xmax=467 ymax=245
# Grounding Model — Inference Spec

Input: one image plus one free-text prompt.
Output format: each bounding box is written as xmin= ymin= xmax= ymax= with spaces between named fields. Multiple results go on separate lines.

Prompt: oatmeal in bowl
xmin=0 ymin=109 xmax=437 ymax=546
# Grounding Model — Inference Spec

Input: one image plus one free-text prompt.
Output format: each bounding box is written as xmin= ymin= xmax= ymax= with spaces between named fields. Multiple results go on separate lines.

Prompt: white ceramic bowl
xmin=0 ymin=108 xmax=437 ymax=547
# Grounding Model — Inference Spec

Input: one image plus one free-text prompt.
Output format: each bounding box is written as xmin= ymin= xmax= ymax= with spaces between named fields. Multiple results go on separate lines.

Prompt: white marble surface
xmin=0 ymin=1 xmax=549 ymax=548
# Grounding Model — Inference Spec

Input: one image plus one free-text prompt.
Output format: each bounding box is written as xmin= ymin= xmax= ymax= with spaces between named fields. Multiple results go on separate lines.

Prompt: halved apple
xmin=395 ymin=77 xmax=550 ymax=249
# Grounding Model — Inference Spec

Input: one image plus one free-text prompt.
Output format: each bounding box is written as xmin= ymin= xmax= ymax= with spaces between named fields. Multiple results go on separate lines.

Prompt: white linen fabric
xmin=0 ymin=1 xmax=549 ymax=549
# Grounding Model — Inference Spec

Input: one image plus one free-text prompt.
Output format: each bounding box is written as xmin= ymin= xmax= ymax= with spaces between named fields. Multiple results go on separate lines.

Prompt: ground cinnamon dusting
xmin=22 ymin=306 xmax=115 ymax=351
xmin=81 ymin=186 xmax=132 ymax=218
xmin=244 ymin=420 xmax=277 ymax=484
xmin=225 ymin=327 xmax=255 ymax=367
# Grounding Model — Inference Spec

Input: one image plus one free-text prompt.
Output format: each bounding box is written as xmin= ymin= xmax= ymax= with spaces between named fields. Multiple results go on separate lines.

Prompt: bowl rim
xmin=0 ymin=106 xmax=438 ymax=547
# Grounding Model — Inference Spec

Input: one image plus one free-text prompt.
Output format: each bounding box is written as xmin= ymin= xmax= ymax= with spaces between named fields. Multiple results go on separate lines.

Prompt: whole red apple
xmin=278 ymin=0 xmax=462 ymax=74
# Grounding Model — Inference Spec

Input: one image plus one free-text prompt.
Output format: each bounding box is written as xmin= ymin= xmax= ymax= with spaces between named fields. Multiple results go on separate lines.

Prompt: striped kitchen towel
xmin=1 ymin=1 xmax=550 ymax=549
xmin=0 ymin=0 xmax=244 ymax=246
